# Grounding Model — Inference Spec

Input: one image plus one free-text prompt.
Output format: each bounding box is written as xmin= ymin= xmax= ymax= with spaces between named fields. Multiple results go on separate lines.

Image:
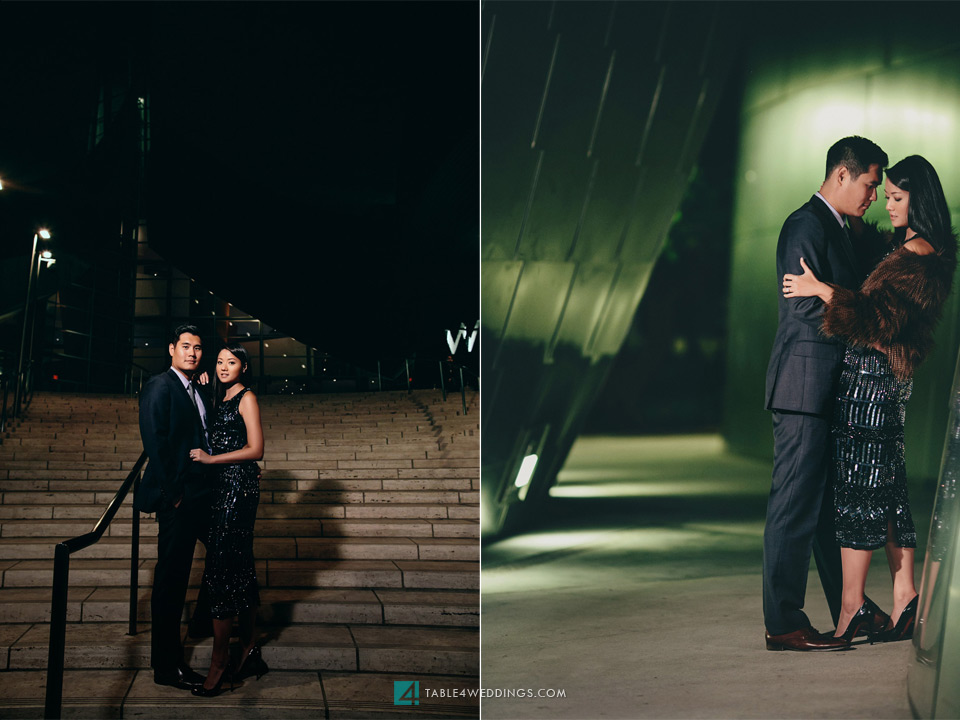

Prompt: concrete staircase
xmin=0 ymin=389 xmax=479 ymax=718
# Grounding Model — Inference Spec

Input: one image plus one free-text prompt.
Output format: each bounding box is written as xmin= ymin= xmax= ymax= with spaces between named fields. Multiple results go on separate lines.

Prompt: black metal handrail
xmin=44 ymin=450 xmax=147 ymax=719
xmin=0 ymin=373 xmax=10 ymax=435
xmin=43 ymin=352 xmax=153 ymax=397
xmin=243 ymin=354 xmax=479 ymax=399
xmin=22 ymin=358 xmax=38 ymax=414
xmin=5 ymin=358 xmax=41 ymax=423
xmin=436 ymin=359 xmax=479 ymax=415
xmin=126 ymin=360 xmax=152 ymax=396
xmin=456 ymin=364 xmax=479 ymax=416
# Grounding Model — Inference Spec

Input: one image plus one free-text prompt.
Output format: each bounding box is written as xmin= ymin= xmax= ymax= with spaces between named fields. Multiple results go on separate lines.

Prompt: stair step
xmin=0 ymin=536 xmax=478 ymax=562
xmin=0 ymin=516 xmax=478 ymax=540
xmin=0 ymin=389 xmax=479 ymax=694
xmin=0 ymin=557 xmax=477 ymax=590
xmin=3 ymin=623 xmax=479 ymax=675
xmin=0 ymin=587 xmax=477 ymax=627
xmin=0 ymin=669 xmax=479 ymax=718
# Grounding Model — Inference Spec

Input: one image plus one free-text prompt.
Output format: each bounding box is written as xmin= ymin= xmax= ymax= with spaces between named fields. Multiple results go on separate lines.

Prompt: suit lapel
xmin=198 ymin=392 xmax=213 ymax=448
xmin=809 ymin=196 xmax=861 ymax=278
xmin=166 ymin=368 xmax=206 ymax=442
xmin=837 ymin=223 xmax=862 ymax=279
xmin=167 ymin=368 xmax=195 ymax=414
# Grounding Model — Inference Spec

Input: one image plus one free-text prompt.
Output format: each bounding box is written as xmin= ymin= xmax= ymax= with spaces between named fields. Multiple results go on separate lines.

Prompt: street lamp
xmin=14 ymin=230 xmax=52 ymax=418
xmin=27 ymin=248 xmax=57 ymax=384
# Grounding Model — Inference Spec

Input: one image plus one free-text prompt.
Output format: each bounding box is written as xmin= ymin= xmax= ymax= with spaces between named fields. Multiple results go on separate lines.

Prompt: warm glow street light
xmin=39 ymin=229 xmax=51 ymax=239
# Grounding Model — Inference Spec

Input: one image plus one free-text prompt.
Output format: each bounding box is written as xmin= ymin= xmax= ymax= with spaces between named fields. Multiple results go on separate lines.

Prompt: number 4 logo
xmin=394 ymin=681 xmax=420 ymax=706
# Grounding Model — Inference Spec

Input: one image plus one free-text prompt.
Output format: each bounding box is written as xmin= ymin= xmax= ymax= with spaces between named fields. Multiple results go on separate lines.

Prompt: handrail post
xmin=1 ymin=375 xmax=8 ymax=434
xmin=129 ymin=473 xmax=141 ymax=635
xmin=377 ymin=361 xmax=382 ymax=392
xmin=460 ymin=367 xmax=467 ymax=416
xmin=438 ymin=360 xmax=446 ymax=401
xmin=45 ymin=543 xmax=70 ymax=720
xmin=405 ymin=359 xmax=411 ymax=394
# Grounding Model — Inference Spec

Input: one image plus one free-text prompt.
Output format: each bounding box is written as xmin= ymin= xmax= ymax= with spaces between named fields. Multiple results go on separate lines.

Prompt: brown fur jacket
xmin=823 ymin=236 xmax=957 ymax=381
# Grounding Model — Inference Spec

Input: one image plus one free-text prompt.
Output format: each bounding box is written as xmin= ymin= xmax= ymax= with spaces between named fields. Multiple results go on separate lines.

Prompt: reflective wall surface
xmin=481 ymin=1 xmax=742 ymax=535
xmin=909 ymin=348 xmax=960 ymax=718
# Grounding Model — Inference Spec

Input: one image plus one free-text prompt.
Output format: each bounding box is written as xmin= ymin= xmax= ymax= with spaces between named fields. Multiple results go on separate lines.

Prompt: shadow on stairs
xmin=0 ymin=389 xmax=479 ymax=718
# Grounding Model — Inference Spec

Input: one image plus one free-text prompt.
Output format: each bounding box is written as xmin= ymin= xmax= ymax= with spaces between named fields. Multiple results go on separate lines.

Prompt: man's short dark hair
xmin=171 ymin=324 xmax=202 ymax=345
xmin=825 ymin=136 xmax=888 ymax=180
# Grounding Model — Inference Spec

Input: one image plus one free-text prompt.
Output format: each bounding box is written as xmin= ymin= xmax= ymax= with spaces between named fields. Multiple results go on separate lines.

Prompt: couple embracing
xmin=763 ymin=137 xmax=957 ymax=650
xmin=136 ymin=324 xmax=269 ymax=693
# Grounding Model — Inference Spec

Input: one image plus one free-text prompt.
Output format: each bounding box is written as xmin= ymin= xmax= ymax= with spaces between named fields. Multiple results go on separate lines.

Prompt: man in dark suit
xmin=137 ymin=324 xmax=214 ymax=689
xmin=763 ymin=136 xmax=889 ymax=651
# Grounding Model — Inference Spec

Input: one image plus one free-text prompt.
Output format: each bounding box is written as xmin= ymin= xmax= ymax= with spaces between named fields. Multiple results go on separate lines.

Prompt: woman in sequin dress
xmin=782 ymin=155 xmax=957 ymax=643
xmin=189 ymin=344 xmax=265 ymax=695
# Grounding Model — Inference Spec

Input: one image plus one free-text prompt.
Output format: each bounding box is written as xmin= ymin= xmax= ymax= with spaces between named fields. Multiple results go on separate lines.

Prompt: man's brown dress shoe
xmin=765 ymin=626 xmax=852 ymax=651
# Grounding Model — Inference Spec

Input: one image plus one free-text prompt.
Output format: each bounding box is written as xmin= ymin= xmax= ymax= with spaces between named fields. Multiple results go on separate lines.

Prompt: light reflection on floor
xmin=550 ymin=434 xmax=767 ymax=498
xmin=481 ymin=434 xmax=923 ymax=719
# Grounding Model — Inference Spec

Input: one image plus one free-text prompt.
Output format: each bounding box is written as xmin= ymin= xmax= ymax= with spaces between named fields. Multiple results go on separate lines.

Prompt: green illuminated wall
xmin=723 ymin=7 xmax=960 ymax=482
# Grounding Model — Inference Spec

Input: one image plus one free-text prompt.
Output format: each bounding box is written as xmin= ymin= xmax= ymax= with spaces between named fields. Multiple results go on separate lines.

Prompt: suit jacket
xmin=764 ymin=195 xmax=863 ymax=415
xmin=136 ymin=368 xmax=213 ymax=513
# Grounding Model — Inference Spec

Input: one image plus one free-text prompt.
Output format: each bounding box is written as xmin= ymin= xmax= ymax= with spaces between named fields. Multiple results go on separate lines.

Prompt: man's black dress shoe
xmin=154 ymin=664 xmax=206 ymax=690
xmin=765 ymin=626 xmax=852 ymax=651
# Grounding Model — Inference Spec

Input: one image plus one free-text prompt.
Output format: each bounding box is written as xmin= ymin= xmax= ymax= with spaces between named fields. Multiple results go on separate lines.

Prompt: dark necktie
xmin=187 ymin=383 xmax=211 ymax=452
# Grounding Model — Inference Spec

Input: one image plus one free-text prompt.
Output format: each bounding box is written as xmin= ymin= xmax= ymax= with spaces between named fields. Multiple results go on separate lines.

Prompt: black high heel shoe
xmin=879 ymin=595 xmax=919 ymax=643
xmin=234 ymin=645 xmax=269 ymax=681
xmin=191 ymin=667 xmax=238 ymax=698
xmin=855 ymin=597 xmax=891 ymax=638
xmin=834 ymin=601 xmax=881 ymax=643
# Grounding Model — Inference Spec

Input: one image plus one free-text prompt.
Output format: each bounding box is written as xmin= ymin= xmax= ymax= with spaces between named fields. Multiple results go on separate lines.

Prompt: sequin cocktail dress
xmin=203 ymin=387 xmax=260 ymax=618
xmin=831 ymin=347 xmax=916 ymax=550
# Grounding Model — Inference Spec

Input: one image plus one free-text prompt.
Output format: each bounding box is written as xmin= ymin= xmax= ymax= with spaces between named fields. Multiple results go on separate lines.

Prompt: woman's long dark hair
xmin=214 ymin=342 xmax=252 ymax=409
xmin=886 ymin=155 xmax=955 ymax=254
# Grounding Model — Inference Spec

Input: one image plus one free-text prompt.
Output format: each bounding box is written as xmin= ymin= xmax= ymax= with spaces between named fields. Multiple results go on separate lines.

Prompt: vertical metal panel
xmin=501 ymin=262 xmax=578 ymax=344
xmin=479 ymin=260 xmax=524 ymax=343
xmin=482 ymin=0 xmax=744 ymax=536
xmin=588 ymin=262 xmax=655 ymax=359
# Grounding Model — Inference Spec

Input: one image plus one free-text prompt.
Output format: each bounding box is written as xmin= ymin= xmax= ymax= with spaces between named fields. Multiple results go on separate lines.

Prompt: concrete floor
xmin=481 ymin=435 xmax=933 ymax=719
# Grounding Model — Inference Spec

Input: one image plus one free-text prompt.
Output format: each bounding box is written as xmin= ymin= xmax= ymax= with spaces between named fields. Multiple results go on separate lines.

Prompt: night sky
xmin=1 ymin=2 xmax=479 ymax=360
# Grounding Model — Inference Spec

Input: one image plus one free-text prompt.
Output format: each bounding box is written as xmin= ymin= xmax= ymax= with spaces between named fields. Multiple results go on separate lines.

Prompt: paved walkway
xmin=481 ymin=435 xmax=931 ymax=719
